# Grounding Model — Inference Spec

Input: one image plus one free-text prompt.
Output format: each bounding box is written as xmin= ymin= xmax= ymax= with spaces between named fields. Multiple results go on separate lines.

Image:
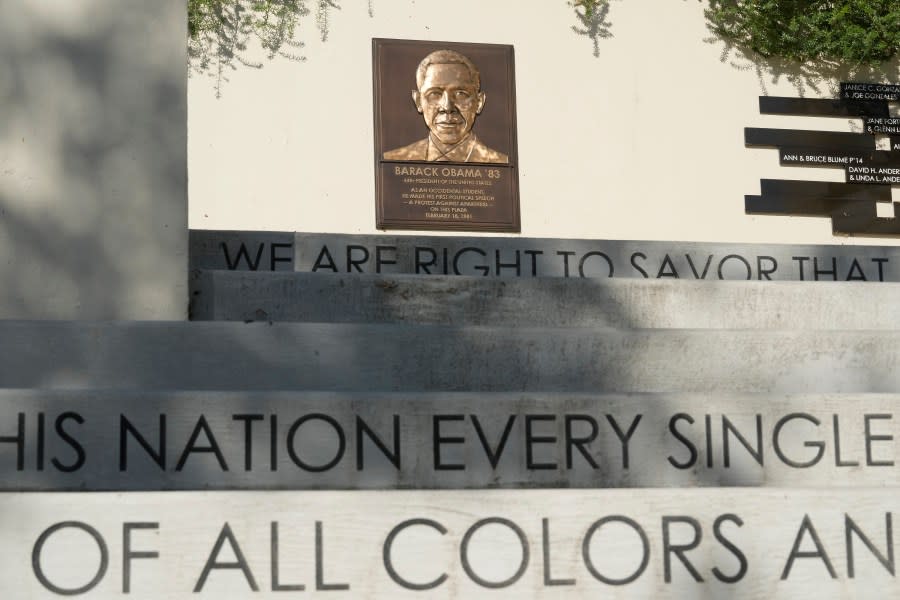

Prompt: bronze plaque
xmin=373 ymin=38 xmax=520 ymax=232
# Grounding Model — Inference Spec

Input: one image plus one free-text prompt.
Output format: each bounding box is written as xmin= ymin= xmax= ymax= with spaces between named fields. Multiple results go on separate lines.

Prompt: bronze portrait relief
xmin=373 ymin=39 xmax=519 ymax=232
xmin=383 ymin=50 xmax=508 ymax=164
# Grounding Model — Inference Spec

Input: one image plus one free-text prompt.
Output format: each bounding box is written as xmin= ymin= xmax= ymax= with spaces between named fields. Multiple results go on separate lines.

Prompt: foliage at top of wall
xmin=189 ymin=0 xmax=307 ymax=63
xmin=705 ymin=0 xmax=900 ymax=65
xmin=190 ymin=0 xmax=308 ymax=96
xmin=575 ymin=0 xmax=899 ymax=65
xmin=188 ymin=0 xmax=898 ymax=97
xmin=189 ymin=1 xmax=369 ymax=95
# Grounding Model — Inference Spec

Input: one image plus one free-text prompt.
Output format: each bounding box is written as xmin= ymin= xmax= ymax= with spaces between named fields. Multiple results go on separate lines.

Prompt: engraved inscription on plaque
xmin=373 ymin=38 xmax=520 ymax=232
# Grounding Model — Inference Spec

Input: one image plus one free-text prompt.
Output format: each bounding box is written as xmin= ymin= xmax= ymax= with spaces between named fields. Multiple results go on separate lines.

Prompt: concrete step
xmin=189 ymin=229 xmax=900 ymax=282
xmin=2 ymin=389 xmax=897 ymax=491
xmin=3 ymin=489 xmax=899 ymax=597
xmin=191 ymin=270 xmax=900 ymax=329
xmin=0 ymin=321 xmax=898 ymax=393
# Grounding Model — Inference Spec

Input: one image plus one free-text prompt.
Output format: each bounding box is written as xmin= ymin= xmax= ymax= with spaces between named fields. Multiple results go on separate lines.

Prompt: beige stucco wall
xmin=188 ymin=0 xmax=900 ymax=245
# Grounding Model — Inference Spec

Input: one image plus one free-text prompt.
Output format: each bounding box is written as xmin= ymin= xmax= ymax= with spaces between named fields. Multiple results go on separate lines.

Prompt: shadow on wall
xmin=0 ymin=1 xmax=187 ymax=320
xmin=569 ymin=0 xmax=616 ymax=58
xmin=708 ymin=38 xmax=900 ymax=96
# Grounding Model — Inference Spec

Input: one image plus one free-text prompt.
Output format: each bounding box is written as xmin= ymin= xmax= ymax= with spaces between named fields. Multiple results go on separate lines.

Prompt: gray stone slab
xmin=190 ymin=270 xmax=900 ymax=329
xmin=191 ymin=230 xmax=899 ymax=282
xmin=0 ymin=1 xmax=187 ymax=319
xmin=1 ymin=390 xmax=897 ymax=491
xmin=190 ymin=230 xmax=296 ymax=272
xmin=0 ymin=321 xmax=899 ymax=393
xmin=2 ymin=490 xmax=898 ymax=598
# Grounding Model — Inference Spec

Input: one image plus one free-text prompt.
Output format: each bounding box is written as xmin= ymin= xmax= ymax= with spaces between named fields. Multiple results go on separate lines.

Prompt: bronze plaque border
xmin=372 ymin=38 xmax=520 ymax=232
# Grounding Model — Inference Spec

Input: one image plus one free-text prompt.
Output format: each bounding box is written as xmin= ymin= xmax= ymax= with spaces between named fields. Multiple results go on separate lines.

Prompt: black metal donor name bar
xmin=759 ymin=96 xmax=890 ymax=118
xmin=745 ymin=179 xmax=890 ymax=220
xmin=778 ymin=148 xmax=894 ymax=169
xmin=745 ymin=128 xmax=876 ymax=151
xmin=758 ymin=179 xmax=890 ymax=202
xmin=746 ymin=82 xmax=900 ymax=237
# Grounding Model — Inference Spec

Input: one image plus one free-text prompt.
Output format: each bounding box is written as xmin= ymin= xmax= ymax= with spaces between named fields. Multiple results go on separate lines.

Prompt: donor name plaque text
xmin=373 ymin=38 xmax=520 ymax=231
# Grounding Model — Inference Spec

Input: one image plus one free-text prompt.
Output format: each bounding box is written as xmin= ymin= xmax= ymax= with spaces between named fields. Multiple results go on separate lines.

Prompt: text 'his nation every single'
xmin=3 ymin=393 xmax=897 ymax=489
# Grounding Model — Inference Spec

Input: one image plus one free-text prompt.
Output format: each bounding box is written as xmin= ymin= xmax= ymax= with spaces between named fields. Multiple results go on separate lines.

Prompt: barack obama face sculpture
xmin=383 ymin=50 xmax=508 ymax=163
